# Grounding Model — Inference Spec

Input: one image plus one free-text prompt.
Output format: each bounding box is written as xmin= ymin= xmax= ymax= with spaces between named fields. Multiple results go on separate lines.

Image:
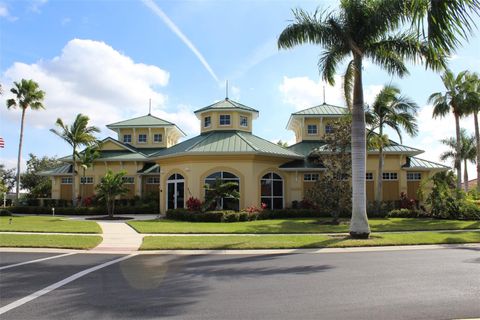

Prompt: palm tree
xmin=462 ymin=72 xmax=480 ymax=191
xmin=6 ymin=79 xmax=45 ymax=203
xmin=429 ymin=70 xmax=469 ymax=190
xmin=96 ymin=170 xmax=129 ymax=218
xmin=278 ymin=1 xmax=443 ymax=238
xmin=77 ymin=145 xmax=100 ymax=205
xmin=440 ymin=129 xmax=476 ymax=192
xmin=50 ymin=114 xmax=100 ymax=206
xmin=367 ymin=85 xmax=418 ymax=211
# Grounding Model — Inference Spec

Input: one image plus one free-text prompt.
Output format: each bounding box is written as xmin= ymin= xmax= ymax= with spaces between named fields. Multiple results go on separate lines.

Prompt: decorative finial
xmin=226 ymin=80 xmax=229 ymax=100
xmin=323 ymin=86 xmax=326 ymax=104
xmin=149 ymin=98 xmax=152 ymax=115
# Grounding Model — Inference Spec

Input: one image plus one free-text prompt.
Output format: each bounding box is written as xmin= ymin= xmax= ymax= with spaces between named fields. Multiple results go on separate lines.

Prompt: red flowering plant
xmin=399 ymin=192 xmax=416 ymax=210
xmin=186 ymin=197 xmax=203 ymax=212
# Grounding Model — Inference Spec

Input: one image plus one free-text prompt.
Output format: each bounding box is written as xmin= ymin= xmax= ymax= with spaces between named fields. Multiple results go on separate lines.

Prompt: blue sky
xmin=1 ymin=0 xmax=479 ymax=178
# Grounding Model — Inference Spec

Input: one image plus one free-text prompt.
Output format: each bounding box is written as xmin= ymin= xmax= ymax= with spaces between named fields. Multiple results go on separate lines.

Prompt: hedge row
xmin=7 ymin=205 xmax=157 ymax=215
xmin=166 ymin=208 xmax=330 ymax=222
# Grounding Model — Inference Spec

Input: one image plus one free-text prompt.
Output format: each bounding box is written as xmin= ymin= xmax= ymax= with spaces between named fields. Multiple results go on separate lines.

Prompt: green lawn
xmin=0 ymin=234 xmax=102 ymax=249
xmin=128 ymin=218 xmax=480 ymax=234
xmin=0 ymin=216 xmax=101 ymax=233
xmin=141 ymin=231 xmax=480 ymax=250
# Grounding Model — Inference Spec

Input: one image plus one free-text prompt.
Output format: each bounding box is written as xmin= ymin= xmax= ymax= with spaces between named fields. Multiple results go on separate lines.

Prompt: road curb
xmin=1 ymin=242 xmax=479 ymax=255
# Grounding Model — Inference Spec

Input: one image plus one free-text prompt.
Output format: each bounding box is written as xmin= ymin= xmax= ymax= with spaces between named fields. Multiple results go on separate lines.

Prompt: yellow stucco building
xmin=43 ymin=98 xmax=448 ymax=213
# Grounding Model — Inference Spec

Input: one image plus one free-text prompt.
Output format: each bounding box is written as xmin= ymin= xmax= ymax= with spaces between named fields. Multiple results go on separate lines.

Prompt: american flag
xmin=0 ymin=137 xmax=4 ymax=148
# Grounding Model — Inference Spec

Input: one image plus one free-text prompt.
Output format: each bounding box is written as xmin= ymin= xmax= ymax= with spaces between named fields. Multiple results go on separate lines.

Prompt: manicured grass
xmin=0 ymin=216 xmax=101 ymax=233
xmin=140 ymin=231 xmax=480 ymax=250
xmin=0 ymin=234 xmax=102 ymax=249
xmin=128 ymin=218 xmax=480 ymax=234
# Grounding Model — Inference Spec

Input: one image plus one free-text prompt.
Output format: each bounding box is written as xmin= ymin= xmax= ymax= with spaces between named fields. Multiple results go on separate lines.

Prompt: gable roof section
xmin=402 ymin=157 xmax=450 ymax=170
xmin=292 ymin=103 xmax=348 ymax=116
xmin=194 ymin=98 xmax=259 ymax=118
xmin=106 ymin=114 xmax=186 ymax=136
xmin=107 ymin=114 xmax=174 ymax=128
xmin=39 ymin=164 xmax=73 ymax=176
xmin=152 ymin=131 xmax=302 ymax=159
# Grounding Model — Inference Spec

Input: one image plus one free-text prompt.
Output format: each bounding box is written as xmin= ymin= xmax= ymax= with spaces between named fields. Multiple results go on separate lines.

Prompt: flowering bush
xmin=399 ymin=192 xmax=416 ymax=210
xmin=186 ymin=197 xmax=203 ymax=211
xmin=244 ymin=203 xmax=266 ymax=214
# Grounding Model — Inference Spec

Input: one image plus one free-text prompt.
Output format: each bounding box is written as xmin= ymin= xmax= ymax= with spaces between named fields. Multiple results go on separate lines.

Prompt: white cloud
xmin=1 ymin=39 xmax=173 ymax=134
xmin=154 ymin=104 xmax=200 ymax=137
xmin=28 ymin=0 xmax=48 ymax=13
xmin=0 ymin=3 xmax=17 ymax=21
xmin=61 ymin=17 xmax=71 ymax=26
xmin=278 ymin=75 xmax=346 ymax=110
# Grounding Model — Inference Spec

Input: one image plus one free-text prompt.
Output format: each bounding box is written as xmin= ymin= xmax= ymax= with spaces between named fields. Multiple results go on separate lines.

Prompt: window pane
xmin=207 ymin=172 xmax=222 ymax=179
xmin=222 ymin=172 xmax=236 ymax=179
xmin=261 ymin=197 xmax=272 ymax=209
xmin=272 ymin=173 xmax=281 ymax=180
xmin=273 ymin=198 xmax=283 ymax=209
xmin=261 ymin=180 xmax=272 ymax=196
xmin=273 ymin=181 xmax=282 ymax=196
xmin=223 ymin=198 xmax=239 ymax=211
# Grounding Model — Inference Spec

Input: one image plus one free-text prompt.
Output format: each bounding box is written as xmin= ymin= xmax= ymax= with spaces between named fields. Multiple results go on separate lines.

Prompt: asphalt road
xmin=0 ymin=248 xmax=479 ymax=320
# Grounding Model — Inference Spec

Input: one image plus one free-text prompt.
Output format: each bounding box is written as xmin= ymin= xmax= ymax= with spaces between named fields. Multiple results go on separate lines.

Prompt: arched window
xmin=261 ymin=172 xmax=283 ymax=209
xmin=204 ymin=171 xmax=240 ymax=210
xmin=167 ymin=173 xmax=185 ymax=210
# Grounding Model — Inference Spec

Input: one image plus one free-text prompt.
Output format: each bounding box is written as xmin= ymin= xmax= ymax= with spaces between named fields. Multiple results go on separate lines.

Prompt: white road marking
xmin=0 ymin=254 xmax=137 ymax=315
xmin=0 ymin=253 xmax=76 ymax=271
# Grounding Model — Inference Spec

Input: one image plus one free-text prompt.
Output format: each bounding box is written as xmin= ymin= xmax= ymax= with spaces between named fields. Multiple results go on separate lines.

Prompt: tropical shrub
xmin=95 ymin=170 xmax=129 ymax=217
xmin=458 ymin=201 xmax=480 ymax=220
xmin=186 ymin=197 xmax=203 ymax=211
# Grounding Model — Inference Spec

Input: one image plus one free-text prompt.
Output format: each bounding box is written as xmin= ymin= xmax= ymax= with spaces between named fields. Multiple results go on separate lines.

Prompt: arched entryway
xmin=166 ymin=173 xmax=185 ymax=210
xmin=260 ymin=172 xmax=284 ymax=209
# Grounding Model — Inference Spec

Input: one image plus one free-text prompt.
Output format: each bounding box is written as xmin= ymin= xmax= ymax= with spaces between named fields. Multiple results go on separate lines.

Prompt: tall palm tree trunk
xmin=15 ymin=108 xmax=26 ymax=203
xmin=464 ymin=158 xmax=469 ymax=192
xmin=350 ymin=56 xmax=370 ymax=238
xmin=72 ymin=148 xmax=77 ymax=207
xmin=474 ymin=112 xmax=480 ymax=192
xmin=375 ymin=125 xmax=384 ymax=214
xmin=454 ymin=113 xmax=462 ymax=191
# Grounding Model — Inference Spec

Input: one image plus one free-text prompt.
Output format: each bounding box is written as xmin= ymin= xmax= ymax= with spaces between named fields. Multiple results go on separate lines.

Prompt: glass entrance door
xmin=166 ymin=174 xmax=185 ymax=210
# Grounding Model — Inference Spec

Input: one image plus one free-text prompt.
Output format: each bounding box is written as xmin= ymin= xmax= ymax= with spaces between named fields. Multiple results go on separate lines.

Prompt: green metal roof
xmin=194 ymin=98 xmax=259 ymax=114
xmin=152 ymin=131 xmax=302 ymax=158
xmin=106 ymin=114 xmax=186 ymax=136
xmin=403 ymin=157 xmax=450 ymax=170
xmin=279 ymin=159 xmax=325 ymax=170
xmin=39 ymin=164 xmax=73 ymax=176
xmin=292 ymin=103 xmax=348 ymax=116
xmin=288 ymin=139 xmax=423 ymax=156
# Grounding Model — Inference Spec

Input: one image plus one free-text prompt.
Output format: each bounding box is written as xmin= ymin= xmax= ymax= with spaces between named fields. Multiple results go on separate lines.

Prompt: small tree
xmin=0 ymin=164 xmax=16 ymax=194
xmin=305 ymin=118 xmax=352 ymax=224
xmin=95 ymin=170 xmax=129 ymax=218
xmin=203 ymin=178 xmax=240 ymax=211
xmin=77 ymin=145 xmax=100 ymax=204
xmin=21 ymin=153 xmax=61 ymax=198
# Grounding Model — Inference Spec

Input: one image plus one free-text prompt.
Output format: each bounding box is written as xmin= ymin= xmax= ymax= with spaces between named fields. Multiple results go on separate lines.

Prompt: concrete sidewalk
xmin=90 ymin=221 xmax=143 ymax=252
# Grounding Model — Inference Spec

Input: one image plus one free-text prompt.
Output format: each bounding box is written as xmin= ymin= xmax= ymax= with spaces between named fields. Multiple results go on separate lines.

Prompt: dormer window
xmin=307 ymin=125 xmax=318 ymax=135
xmin=325 ymin=124 xmax=334 ymax=134
xmin=138 ymin=134 xmax=147 ymax=143
xmin=204 ymin=116 xmax=211 ymax=128
xmin=123 ymin=134 xmax=132 ymax=143
xmin=153 ymin=134 xmax=162 ymax=143
xmin=240 ymin=116 xmax=248 ymax=127
xmin=219 ymin=115 xmax=231 ymax=126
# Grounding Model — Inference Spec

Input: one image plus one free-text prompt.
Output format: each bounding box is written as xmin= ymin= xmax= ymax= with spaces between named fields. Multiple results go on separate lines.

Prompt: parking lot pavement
xmin=0 ymin=252 xmax=62 ymax=268
xmin=1 ymin=248 xmax=480 ymax=320
xmin=0 ymin=253 xmax=126 ymax=309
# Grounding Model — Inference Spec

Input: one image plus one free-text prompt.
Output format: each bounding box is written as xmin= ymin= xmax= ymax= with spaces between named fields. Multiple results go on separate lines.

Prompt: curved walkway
xmin=90 ymin=221 xmax=143 ymax=252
